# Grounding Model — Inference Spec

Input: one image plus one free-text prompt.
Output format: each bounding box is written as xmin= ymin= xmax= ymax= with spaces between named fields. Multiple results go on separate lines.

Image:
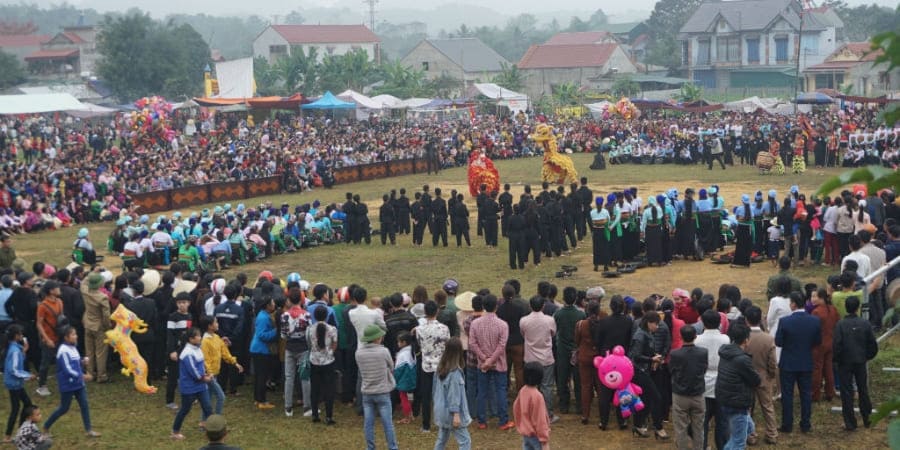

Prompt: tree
xmin=253 ymin=56 xmax=282 ymax=96
xmin=274 ymin=46 xmax=320 ymax=95
xmin=0 ymin=50 xmax=25 ymax=89
xmin=871 ymin=29 xmax=899 ymax=125
xmin=642 ymin=0 xmax=704 ymax=70
xmin=611 ymin=76 xmax=640 ymax=98
xmin=319 ymin=49 xmax=376 ymax=93
xmin=96 ymin=13 xmax=210 ymax=102
xmin=552 ymin=82 xmax=580 ymax=105
xmin=428 ymin=73 xmax=462 ymax=98
xmin=646 ymin=37 xmax=683 ymax=72
xmin=491 ymin=62 xmax=525 ymax=92
xmin=677 ymin=82 xmax=703 ymax=102
xmin=283 ymin=10 xmax=305 ymax=25
xmin=375 ymin=61 xmax=427 ymax=98
xmin=825 ymin=2 xmax=898 ymax=42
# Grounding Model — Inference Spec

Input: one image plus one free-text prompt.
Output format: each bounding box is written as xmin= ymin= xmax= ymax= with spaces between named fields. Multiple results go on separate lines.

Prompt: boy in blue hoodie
xmin=4 ymin=324 xmax=34 ymax=443
xmin=171 ymin=327 xmax=212 ymax=440
xmin=43 ymin=325 xmax=101 ymax=438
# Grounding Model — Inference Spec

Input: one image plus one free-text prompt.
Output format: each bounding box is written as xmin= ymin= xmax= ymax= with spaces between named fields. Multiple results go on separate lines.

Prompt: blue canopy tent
xmin=793 ymin=92 xmax=834 ymax=105
xmin=301 ymin=91 xmax=355 ymax=110
xmin=301 ymin=91 xmax=355 ymax=120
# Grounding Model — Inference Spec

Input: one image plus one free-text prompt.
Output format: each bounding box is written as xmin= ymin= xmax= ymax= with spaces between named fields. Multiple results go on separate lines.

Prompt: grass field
xmin=10 ymin=154 xmax=897 ymax=449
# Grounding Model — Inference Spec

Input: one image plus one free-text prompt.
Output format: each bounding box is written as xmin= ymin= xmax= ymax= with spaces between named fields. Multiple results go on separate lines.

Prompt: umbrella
xmin=793 ymin=92 xmax=834 ymax=104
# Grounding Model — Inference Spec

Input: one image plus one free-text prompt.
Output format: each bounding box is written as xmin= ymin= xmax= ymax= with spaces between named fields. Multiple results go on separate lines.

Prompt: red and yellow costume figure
xmin=467 ymin=149 xmax=500 ymax=197
xmin=769 ymin=139 xmax=785 ymax=175
xmin=532 ymin=123 xmax=577 ymax=185
xmin=792 ymin=134 xmax=807 ymax=174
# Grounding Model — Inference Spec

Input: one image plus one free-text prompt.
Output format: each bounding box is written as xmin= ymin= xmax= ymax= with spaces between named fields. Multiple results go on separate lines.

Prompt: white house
xmin=679 ymin=0 xmax=844 ymax=89
xmin=252 ymin=24 xmax=381 ymax=64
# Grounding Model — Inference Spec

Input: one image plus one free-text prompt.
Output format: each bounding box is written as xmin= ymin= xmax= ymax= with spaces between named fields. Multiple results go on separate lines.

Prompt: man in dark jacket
xmin=214 ymin=283 xmax=246 ymax=395
xmin=506 ymin=205 xmax=527 ymax=269
xmin=383 ymin=295 xmax=417 ymax=358
xmin=670 ymin=325 xmax=708 ymax=450
xmin=482 ymin=191 xmax=500 ymax=248
xmin=451 ymin=194 xmax=471 ymax=247
xmin=430 ymin=188 xmax=448 ymax=247
xmin=592 ymin=296 xmax=633 ymax=429
xmin=716 ymin=323 xmax=761 ymax=449
xmin=123 ymin=280 xmax=158 ymax=382
xmin=395 ymin=188 xmax=411 ymax=235
xmin=774 ymin=292 xmax=821 ymax=433
xmin=833 ymin=296 xmax=878 ymax=430
xmin=379 ymin=194 xmax=396 ymax=245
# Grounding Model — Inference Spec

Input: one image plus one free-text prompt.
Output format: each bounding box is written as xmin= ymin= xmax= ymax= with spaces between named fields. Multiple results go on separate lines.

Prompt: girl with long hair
xmin=306 ymin=306 xmax=338 ymax=424
xmin=433 ymin=337 xmax=471 ymax=450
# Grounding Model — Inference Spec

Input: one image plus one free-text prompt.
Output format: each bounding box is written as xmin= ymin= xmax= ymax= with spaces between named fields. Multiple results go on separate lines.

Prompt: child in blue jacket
xmin=43 ymin=325 xmax=101 ymax=438
xmin=4 ymin=324 xmax=34 ymax=442
xmin=171 ymin=327 xmax=212 ymax=440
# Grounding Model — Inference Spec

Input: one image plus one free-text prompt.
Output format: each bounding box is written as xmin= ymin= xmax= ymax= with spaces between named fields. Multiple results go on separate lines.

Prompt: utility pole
xmin=363 ymin=0 xmax=378 ymax=32
xmin=793 ymin=0 xmax=806 ymax=113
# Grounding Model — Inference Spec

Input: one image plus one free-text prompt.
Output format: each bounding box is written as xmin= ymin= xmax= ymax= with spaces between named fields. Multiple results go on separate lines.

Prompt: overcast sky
xmin=22 ymin=0 xmax=898 ymax=23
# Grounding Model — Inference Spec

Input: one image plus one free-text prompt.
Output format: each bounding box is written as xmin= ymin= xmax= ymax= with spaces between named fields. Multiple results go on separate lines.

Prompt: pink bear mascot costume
xmin=593 ymin=345 xmax=644 ymax=418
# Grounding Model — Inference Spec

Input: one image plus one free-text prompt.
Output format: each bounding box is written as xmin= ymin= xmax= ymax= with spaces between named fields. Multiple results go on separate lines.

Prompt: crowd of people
xmin=0 ymin=104 xmax=896 ymax=238
xmin=0 ymin=252 xmax=886 ymax=449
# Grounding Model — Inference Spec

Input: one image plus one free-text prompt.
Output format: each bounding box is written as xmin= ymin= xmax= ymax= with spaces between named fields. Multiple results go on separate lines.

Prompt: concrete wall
xmin=252 ymin=28 xmax=378 ymax=63
xmin=252 ymin=28 xmax=289 ymax=63
xmin=401 ymin=42 xmax=460 ymax=80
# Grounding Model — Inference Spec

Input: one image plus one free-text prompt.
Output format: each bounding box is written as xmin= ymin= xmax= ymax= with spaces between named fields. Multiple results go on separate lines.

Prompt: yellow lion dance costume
xmin=533 ymin=123 xmax=577 ymax=185
xmin=105 ymin=304 xmax=158 ymax=394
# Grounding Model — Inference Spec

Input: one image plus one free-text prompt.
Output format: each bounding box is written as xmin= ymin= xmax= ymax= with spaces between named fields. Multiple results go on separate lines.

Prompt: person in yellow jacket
xmin=200 ymin=316 xmax=243 ymax=419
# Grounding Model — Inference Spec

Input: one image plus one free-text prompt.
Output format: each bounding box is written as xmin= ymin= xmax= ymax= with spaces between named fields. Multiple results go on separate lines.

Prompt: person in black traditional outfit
xmin=641 ymin=196 xmax=664 ymax=266
xmin=732 ymin=194 xmax=754 ymax=267
xmin=677 ymin=188 xmax=699 ymax=260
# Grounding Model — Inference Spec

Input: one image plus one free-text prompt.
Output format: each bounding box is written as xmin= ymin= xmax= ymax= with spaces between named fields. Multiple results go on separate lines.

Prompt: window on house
xmin=422 ymin=61 xmax=429 ymax=71
xmin=326 ymin=45 xmax=336 ymax=55
xmin=697 ymin=40 xmax=711 ymax=65
xmin=747 ymin=39 xmax=760 ymax=63
xmin=681 ymin=41 xmax=689 ymax=66
xmin=800 ymin=35 xmax=818 ymax=59
xmin=269 ymin=45 xmax=287 ymax=55
xmin=775 ymin=37 xmax=789 ymax=62
xmin=716 ymin=37 xmax=740 ymax=62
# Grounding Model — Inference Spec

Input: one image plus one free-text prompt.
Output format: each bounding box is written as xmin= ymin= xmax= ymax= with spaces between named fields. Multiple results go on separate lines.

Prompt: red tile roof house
xmin=516 ymin=42 xmax=637 ymax=98
xmin=0 ymin=34 xmax=51 ymax=64
xmin=804 ymin=42 xmax=899 ymax=96
xmin=252 ymin=24 xmax=381 ymax=64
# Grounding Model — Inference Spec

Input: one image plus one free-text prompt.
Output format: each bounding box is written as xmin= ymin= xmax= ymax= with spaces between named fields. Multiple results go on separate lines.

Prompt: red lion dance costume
xmin=533 ymin=123 xmax=577 ymax=185
xmin=467 ymin=149 xmax=500 ymax=197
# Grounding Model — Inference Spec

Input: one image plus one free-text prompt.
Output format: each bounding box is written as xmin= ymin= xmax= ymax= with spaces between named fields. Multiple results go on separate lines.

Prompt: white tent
xmin=390 ymin=98 xmax=432 ymax=109
xmin=214 ymin=58 xmax=255 ymax=98
xmin=584 ymin=101 xmax=612 ymax=119
xmin=371 ymin=94 xmax=401 ymax=108
xmin=66 ymin=102 xmax=118 ymax=119
xmin=0 ymin=93 xmax=87 ymax=115
xmin=337 ymin=89 xmax=382 ymax=120
xmin=472 ymin=83 xmax=529 ymax=113
xmin=337 ymin=89 xmax=381 ymax=109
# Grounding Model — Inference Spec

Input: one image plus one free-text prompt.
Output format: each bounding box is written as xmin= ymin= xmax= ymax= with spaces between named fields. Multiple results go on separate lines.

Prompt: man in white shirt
xmin=842 ymin=234 xmax=872 ymax=279
xmin=347 ymin=286 xmax=387 ymax=416
xmin=694 ymin=309 xmax=731 ymax=450
xmin=859 ymin=229 xmax=887 ymax=326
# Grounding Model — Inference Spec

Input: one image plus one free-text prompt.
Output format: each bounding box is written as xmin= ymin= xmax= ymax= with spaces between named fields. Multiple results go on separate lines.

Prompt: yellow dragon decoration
xmin=105 ymin=304 xmax=158 ymax=394
xmin=532 ymin=123 xmax=577 ymax=185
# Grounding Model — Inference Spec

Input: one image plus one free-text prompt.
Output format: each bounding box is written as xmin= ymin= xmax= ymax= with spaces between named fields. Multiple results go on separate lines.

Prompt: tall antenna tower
xmin=364 ymin=0 xmax=378 ymax=31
